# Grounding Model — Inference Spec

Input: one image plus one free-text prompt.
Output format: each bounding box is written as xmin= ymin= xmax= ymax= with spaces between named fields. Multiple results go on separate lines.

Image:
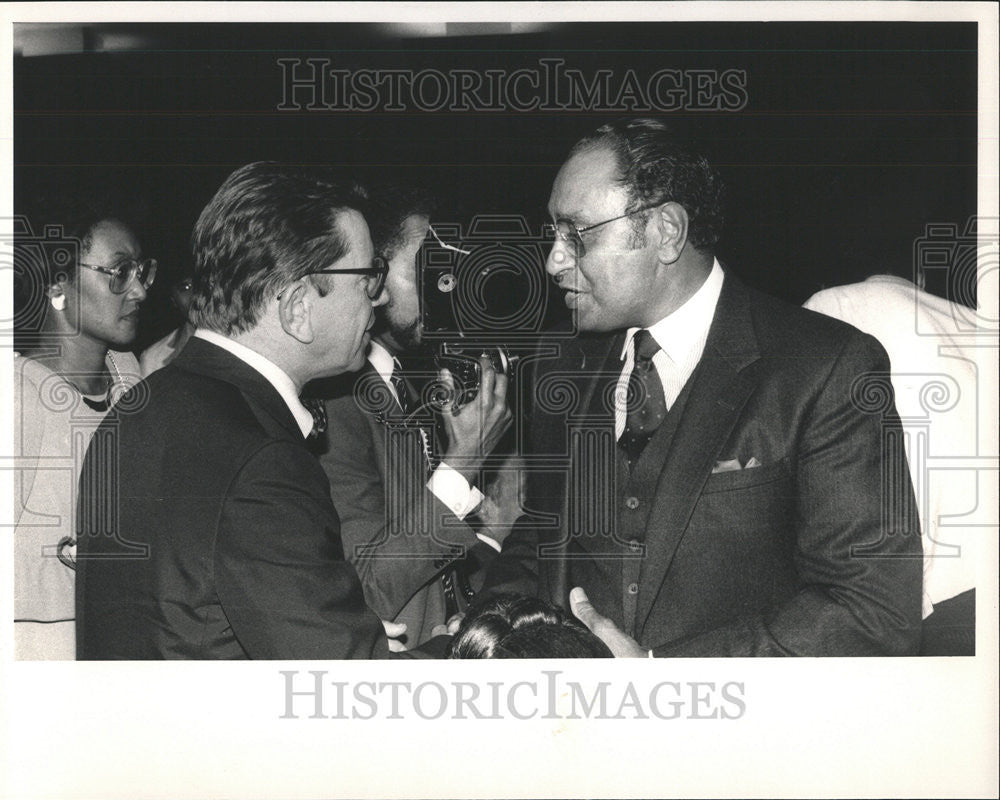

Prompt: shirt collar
xmin=367 ymin=339 xmax=398 ymax=383
xmin=620 ymin=258 xmax=725 ymax=365
xmin=194 ymin=329 xmax=314 ymax=438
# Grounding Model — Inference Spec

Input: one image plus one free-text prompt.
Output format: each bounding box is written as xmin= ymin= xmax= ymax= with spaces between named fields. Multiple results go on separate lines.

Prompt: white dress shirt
xmin=194 ymin=329 xmax=314 ymax=438
xmin=615 ymin=259 xmax=725 ymax=440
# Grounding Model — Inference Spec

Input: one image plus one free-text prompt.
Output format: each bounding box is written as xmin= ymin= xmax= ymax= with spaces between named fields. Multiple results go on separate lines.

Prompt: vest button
xmin=629 ymin=539 xmax=642 ymax=553
xmin=627 ymin=582 xmax=639 ymax=595
xmin=624 ymin=496 xmax=640 ymax=510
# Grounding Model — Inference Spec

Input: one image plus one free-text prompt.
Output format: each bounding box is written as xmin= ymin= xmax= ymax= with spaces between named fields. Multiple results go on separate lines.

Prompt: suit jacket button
xmin=629 ymin=539 xmax=642 ymax=553
xmin=624 ymin=496 xmax=640 ymax=510
xmin=627 ymin=582 xmax=639 ymax=595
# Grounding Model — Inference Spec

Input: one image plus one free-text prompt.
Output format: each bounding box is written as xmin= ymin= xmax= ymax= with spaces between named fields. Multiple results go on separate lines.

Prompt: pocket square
xmin=712 ymin=457 xmax=762 ymax=473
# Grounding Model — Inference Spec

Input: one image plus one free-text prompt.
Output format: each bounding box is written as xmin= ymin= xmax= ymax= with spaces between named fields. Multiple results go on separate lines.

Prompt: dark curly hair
xmin=570 ymin=117 xmax=725 ymax=253
xmin=16 ymin=188 xmax=138 ymax=288
xmin=447 ymin=594 xmax=613 ymax=659
xmin=366 ymin=183 xmax=435 ymax=260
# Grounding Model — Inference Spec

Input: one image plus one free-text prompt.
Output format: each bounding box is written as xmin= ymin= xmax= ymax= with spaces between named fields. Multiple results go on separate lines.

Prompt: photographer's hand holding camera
xmin=438 ymin=354 xmax=513 ymax=494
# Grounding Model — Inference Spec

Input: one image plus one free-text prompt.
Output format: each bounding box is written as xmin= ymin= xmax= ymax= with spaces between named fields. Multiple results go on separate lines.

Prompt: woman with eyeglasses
xmin=13 ymin=193 xmax=155 ymax=659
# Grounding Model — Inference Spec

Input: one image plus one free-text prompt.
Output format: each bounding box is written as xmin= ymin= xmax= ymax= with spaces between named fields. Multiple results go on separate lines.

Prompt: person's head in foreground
xmin=448 ymin=594 xmax=613 ymax=658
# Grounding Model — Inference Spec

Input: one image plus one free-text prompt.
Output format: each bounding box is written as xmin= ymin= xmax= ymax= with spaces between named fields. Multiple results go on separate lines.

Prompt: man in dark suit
xmin=76 ymin=163 xmax=406 ymax=659
xmin=313 ymin=187 xmax=512 ymax=646
xmin=486 ymin=118 xmax=924 ymax=656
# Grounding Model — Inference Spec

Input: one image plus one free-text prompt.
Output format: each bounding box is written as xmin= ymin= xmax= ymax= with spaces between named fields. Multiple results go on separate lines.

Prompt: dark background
xmin=14 ymin=21 xmax=978 ymax=349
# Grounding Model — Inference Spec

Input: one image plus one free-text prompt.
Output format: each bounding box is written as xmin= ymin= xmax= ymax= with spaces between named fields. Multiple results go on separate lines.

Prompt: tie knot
xmin=632 ymin=330 xmax=660 ymax=364
xmin=302 ymin=397 xmax=327 ymax=439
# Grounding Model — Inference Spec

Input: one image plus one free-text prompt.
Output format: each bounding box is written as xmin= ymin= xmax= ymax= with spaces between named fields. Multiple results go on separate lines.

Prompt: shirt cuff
xmin=476 ymin=533 xmax=501 ymax=552
xmin=428 ymin=462 xmax=484 ymax=520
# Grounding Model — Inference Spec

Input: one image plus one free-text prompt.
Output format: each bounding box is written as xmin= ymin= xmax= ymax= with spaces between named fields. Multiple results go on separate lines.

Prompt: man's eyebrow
xmin=551 ymin=207 xmax=589 ymax=224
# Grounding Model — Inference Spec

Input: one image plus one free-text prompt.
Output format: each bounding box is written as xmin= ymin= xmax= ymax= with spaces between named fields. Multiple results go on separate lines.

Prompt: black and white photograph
xmin=2 ymin=3 xmax=998 ymax=798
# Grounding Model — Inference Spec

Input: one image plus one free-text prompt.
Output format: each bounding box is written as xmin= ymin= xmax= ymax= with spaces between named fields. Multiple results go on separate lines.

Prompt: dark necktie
xmin=389 ymin=358 xmax=412 ymax=416
xmin=389 ymin=358 xmax=437 ymax=470
xmin=621 ymin=329 xmax=667 ymax=467
xmin=390 ymin=359 xmax=476 ymax=616
xmin=302 ymin=397 xmax=328 ymax=440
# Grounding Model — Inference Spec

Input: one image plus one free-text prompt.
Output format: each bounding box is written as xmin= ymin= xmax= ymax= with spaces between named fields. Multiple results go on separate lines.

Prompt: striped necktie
xmin=389 ymin=357 xmax=411 ymax=415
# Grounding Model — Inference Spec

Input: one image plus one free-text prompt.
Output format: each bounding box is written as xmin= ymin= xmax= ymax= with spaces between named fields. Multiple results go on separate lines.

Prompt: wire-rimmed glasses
xmin=543 ymin=202 xmax=663 ymax=259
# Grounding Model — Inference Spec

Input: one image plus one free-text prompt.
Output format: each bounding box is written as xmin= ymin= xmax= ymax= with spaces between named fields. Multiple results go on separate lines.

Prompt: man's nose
xmin=126 ymin=276 xmax=148 ymax=302
xmin=546 ymin=239 xmax=574 ymax=281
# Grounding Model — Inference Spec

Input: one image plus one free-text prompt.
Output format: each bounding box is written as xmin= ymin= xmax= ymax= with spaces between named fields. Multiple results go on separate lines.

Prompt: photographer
xmin=312 ymin=186 xmax=513 ymax=647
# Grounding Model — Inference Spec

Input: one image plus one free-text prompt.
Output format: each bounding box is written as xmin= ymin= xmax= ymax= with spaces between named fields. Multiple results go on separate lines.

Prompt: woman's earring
xmin=50 ymin=293 xmax=66 ymax=311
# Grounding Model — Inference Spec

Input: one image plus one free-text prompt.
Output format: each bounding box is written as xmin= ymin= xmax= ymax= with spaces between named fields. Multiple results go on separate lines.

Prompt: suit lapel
xmin=173 ymin=337 xmax=303 ymax=443
xmin=537 ymin=331 xmax=622 ymax=607
xmin=634 ymin=274 xmax=763 ymax=634
xmin=577 ymin=331 xmax=626 ymax=422
xmin=358 ymin=360 xmax=402 ymax=422
xmin=359 ymin=359 xmax=438 ymax=477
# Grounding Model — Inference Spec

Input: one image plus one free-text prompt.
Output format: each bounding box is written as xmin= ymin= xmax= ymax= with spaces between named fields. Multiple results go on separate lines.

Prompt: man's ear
xmin=277 ymin=279 xmax=314 ymax=343
xmin=654 ymin=202 xmax=689 ymax=265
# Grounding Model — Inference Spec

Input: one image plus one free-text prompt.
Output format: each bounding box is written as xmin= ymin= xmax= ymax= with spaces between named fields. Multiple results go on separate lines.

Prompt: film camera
xmin=420 ymin=215 xmax=552 ymax=404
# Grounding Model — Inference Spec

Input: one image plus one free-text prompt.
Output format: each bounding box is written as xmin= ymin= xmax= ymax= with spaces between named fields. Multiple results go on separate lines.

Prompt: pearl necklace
xmin=80 ymin=351 xmax=126 ymax=412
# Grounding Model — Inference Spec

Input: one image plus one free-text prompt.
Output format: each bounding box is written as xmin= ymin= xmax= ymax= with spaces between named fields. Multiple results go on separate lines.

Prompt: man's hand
xmin=430 ymin=612 xmax=465 ymax=639
xmin=570 ymin=587 xmax=648 ymax=658
xmin=475 ymin=454 xmax=525 ymax=547
xmin=382 ymin=619 xmax=408 ymax=652
xmin=440 ymin=356 xmax=513 ymax=484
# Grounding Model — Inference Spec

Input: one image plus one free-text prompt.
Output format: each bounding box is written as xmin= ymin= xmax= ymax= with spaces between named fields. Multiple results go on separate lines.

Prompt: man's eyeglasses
xmin=79 ymin=258 xmax=158 ymax=294
xmin=543 ymin=202 xmax=662 ymax=258
xmin=307 ymin=255 xmax=389 ymax=300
